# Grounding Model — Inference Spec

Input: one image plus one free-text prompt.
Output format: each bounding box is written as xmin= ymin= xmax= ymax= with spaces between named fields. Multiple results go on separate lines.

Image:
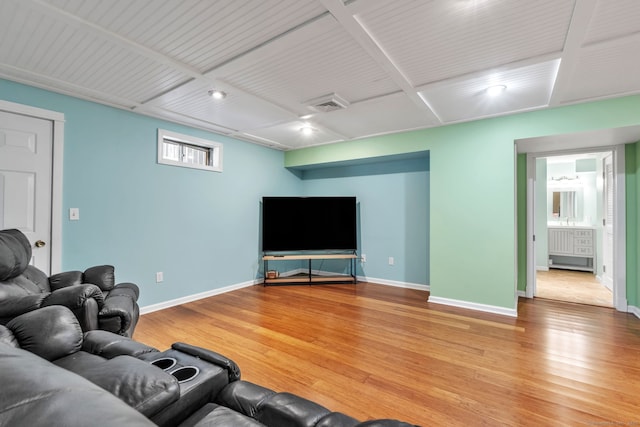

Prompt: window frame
xmin=157 ymin=129 xmax=223 ymax=172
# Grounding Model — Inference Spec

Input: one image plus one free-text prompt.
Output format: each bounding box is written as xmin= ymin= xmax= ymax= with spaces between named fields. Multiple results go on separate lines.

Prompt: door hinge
xmin=603 ymin=265 xmax=606 ymax=273
xmin=533 ymin=234 xmax=535 ymax=242
xmin=603 ymin=218 xmax=606 ymax=226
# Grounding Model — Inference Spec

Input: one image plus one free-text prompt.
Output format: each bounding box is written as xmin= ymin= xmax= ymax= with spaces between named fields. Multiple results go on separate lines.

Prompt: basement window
xmin=157 ymin=129 xmax=223 ymax=172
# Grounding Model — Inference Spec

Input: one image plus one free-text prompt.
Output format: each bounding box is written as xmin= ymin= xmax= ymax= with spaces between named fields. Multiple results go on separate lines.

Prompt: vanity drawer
xmin=574 ymin=245 xmax=594 ymax=256
xmin=574 ymin=229 xmax=593 ymax=238
xmin=575 ymin=237 xmax=593 ymax=246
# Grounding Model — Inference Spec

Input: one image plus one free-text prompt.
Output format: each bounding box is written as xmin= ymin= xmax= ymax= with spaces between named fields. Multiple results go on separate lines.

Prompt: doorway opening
xmin=518 ymin=125 xmax=640 ymax=313
xmin=533 ymin=151 xmax=613 ymax=307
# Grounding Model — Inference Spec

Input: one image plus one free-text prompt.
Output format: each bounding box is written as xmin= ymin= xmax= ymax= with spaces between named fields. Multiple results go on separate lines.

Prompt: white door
xmin=0 ymin=111 xmax=53 ymax=273
xmin=602 ymin=153 xmax=614 ymax=291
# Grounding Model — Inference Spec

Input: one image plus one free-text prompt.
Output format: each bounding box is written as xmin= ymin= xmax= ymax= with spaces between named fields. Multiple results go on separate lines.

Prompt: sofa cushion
xmin=181 ymin=403 xmax=267 ymax=427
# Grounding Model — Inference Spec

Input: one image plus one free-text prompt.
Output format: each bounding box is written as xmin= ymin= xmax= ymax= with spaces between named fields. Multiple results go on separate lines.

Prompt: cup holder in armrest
xmin=170 ymin=366 xmax=200 ymax=383
xmin=150 ymin=357 xmax=177 ymax=371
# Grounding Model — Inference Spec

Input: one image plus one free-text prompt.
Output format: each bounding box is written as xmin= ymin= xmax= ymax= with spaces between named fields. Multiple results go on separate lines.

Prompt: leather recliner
xmin=0 ymin=228 xmax=140 ymax=336
xmin=0 ymin=306 xmax=418 ymax=427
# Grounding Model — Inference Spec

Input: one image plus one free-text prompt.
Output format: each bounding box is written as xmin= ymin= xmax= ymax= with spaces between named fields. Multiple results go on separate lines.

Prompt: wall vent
xmin=305 ymin=93 xmax=350 ymax=113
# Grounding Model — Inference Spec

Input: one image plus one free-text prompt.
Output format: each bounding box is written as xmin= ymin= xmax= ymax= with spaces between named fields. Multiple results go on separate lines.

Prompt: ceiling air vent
xmin=305 ymin=93 xmax=350 ymax=113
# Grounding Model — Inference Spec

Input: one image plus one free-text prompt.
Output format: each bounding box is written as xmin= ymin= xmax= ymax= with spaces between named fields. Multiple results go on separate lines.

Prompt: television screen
xmin=262 ymin=197 xmax=357 ymax=252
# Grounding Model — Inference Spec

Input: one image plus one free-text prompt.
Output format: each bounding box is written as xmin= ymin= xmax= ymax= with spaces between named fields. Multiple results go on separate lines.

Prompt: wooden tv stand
xmin=262 ymin=253 xmax=357 ymax=285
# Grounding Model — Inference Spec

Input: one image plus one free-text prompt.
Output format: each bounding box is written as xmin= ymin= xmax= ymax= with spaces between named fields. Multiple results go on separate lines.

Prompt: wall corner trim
xmin=140 ymin=279 xmax=260 ymax=315
xmin=357 ymin=276 xmax=430 ymax=291
xmin=428 ymin=296 xmax=518 ymax=318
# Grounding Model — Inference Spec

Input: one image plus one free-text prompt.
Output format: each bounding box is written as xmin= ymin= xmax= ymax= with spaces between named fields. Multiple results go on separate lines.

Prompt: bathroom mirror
xmin=551 ymin=190 xmax=579 ymax=220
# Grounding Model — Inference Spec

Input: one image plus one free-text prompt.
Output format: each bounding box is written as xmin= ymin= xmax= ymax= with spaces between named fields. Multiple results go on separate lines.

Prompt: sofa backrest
xmin=5 ymin=305 xmax=83 ymax=360
xmin=0 ymin=228 xmax=32 ymax=281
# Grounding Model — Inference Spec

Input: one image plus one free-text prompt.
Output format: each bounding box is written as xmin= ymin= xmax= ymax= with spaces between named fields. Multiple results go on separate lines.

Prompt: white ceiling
xmin=1 ymin=0 xmax=639 ymax=150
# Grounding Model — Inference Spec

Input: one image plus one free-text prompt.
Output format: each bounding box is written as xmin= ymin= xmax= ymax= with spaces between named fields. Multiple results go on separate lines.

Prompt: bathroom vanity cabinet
xmin=548 ymin=227 xmax=595 ymax=273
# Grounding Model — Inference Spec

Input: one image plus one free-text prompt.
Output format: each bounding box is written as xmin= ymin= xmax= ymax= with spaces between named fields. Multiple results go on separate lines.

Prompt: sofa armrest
xmin=172 ymin=342 xmax=241 ymax=382
xmin=215 ymin=381 xmax=275 ymax=418
xmin=42 ymin=283 xmax=105 ymax=310
xmin=48 ymin=270 xmax=83 ymax=291
xmin=83 ymin=329 xmax=159 ymax=358
xmin=256 ymin=392 xmax=331 ymax=427
xmin=115 ymin=282 xmax=140 ymax=300
xmin=98 ymin=285 xmax=138 ymax=335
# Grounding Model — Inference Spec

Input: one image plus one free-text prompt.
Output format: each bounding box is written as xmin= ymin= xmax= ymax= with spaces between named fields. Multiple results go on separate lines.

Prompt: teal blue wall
xmin=0 ymin=79 xmax=302 ymax=306
xmin=6 ymin=77 xmax=639 ymax=313
xmin=299 ymin=157 xmax=429 ymax=285
xmin=1 ymin=79 xmax=429 ymax=307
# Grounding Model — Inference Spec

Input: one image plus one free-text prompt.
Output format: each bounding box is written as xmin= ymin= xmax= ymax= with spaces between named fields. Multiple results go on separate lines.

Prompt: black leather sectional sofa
xmin=0 ymin=306 xmax=417 ymax=427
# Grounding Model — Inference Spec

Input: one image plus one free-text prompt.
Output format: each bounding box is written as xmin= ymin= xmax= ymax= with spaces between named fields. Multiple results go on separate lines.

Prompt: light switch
xmin=69 ymin=208 xmax=79 ymax=220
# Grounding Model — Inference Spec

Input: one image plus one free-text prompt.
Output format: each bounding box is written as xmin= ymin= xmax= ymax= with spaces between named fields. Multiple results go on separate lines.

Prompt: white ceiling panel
xmin=312 ymin=92 xmax=438 ymax=139
xmin=1 ymin=1 xmax=639 ymax=149
xmin=241 ymin=120 xmax=345 ymax=150
xmin=0 ymin=1 xmax=190 ymax=104
xmin=210 ymin=13 xmax=401 ymax=115
xmin=419 ymin=60 xmax=560 ymax=123
xmin=562 ymin=37 xmax=640 ymax=103
xmin=144 ymin=79 xmax=295 ymax=132
xmin=354 ymin=0 xmax=575 ymax=86
xmin=583 ymin=0 xmax=640 ymax=45
xmin=42 ymin=0 xmax=328 ymax=73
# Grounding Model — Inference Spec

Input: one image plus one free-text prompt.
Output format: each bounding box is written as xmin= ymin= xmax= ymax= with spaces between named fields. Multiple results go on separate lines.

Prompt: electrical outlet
xmin=361 ymin=254 xmax=366 ymax=263
xmin=156 ymin=272 xmax=163 ymax=283
xmin=388 ymin=257 xmax=394 ymax=266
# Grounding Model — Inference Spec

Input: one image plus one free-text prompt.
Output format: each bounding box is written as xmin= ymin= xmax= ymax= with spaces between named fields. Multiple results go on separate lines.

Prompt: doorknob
xmin=35 ymin=240 xmax=46 ymax=248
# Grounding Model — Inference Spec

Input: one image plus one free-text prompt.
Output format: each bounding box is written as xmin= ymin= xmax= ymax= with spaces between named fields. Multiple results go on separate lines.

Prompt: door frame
xmin=525 ymin=145 xmax=627 ymax=312
xmin=0 ymin=100 xmax=64 ymax=274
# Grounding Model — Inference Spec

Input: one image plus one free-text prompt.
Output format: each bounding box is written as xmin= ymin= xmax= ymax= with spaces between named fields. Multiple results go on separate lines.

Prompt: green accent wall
xmin=286 ymin=95 xmax=640 ymax=311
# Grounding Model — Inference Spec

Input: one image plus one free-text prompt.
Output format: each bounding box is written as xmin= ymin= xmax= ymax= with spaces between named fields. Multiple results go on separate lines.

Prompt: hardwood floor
xmin=134 ymin=282 xmax=640 ymax=426
xmin=536 ymin=269 xmax=613 ymax=307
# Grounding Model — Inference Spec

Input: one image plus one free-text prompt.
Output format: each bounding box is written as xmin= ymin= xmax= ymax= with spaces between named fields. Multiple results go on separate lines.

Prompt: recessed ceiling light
xmin=208 ymin=89 xmax=227 ymax=100
xmin=486 ymin=85 xmax=507 ymax=96
xmin=300 ymin=125 xmax=314 ymax=136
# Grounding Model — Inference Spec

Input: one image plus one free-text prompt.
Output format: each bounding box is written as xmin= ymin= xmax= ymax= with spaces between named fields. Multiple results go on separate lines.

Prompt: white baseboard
xmin=356 ymin=275 xmax=429 ymax=291
xmin=517 ymin=290 xmax=527 ymax=298
xmin=140 ymin=279 xmax=260 ymax=314
xmin=536 ymin=266 xmax=549 ymax=272
xmin=628 ymin=305 xmax=640 ymax=319
xmin=428 ymin=296 xmax=518 ymax=318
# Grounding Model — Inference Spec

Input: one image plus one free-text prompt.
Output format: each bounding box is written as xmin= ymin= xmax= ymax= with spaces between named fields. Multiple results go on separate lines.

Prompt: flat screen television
xmin=262 ymin=196 xmax=357 ymax=252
